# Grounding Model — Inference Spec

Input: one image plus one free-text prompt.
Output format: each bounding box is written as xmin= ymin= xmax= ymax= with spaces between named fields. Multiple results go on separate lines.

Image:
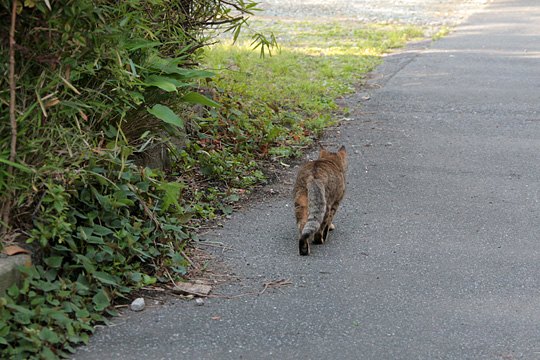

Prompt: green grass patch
xmin=201 ymin=19 xmax=423 ymax=141
xmin=432 ymin=26 xmax=451 ymax=40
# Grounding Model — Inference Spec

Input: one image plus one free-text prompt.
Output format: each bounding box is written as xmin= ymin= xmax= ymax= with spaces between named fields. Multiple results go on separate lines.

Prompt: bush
xmin=0 ymin=0 xmax=269 ymax=357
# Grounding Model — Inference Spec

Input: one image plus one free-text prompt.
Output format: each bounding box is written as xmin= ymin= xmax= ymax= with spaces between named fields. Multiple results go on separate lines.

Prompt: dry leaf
xmin=45 ymin=98 xmax=60 ymax=108
xmin=2 ymin=245 xmax=31 ymax=256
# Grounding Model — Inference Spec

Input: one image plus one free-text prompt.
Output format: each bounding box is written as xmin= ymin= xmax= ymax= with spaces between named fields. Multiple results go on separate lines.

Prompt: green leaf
xmin=130 ymin=272 xmax=142 ymax=283
xmin=181 ymin=92 xmax=221 ymax=108
xmin=92 ymin=289 xmax=110 ymax=311
xmin=147 ymin=104 xmax=184 ymax=128
xmin=145 ymin=75 xmax=187 ymax=88
xmin=50 ymin=311 xmax=71 ymax=326
xmin=44 ymin=256 xmax=63 ymax=269
xmin=143 ymin=75 xmax=180 ymax=92
xmin=7 ymin=284 xmax=19 ymax=297
xmin=173 ymin=68 xmax=215 ymax=79
xmin=42 ymin=347 xmax=59 ymax=360
xmin=0 ymin=157 xmax=34 ymax=173
xmin=75 ymin=308 xmax=90 ymax=318
xmin=93 ymin=271 xmax=118 ymax=286
xmin=39 ymin=328 xmax=60 ymax=344
xmin=85 ymin=235 xmax=105 ymax=245
xmin=157 ymin=182 xmax=184 ymax=212
xmin=148 ymin=56 xmax=210 ymax=77
xmin=126 ymin=39 xmax=162 ymax=51
xmin=75 ymin=254 xmax=96 ymax=274
xmin=92 ymin=225 xmax=113 ymax=236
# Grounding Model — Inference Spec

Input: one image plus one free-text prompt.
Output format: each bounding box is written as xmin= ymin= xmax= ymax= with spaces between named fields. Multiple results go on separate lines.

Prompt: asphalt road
xmin=75 ymin=0 xmax=540 ymax=359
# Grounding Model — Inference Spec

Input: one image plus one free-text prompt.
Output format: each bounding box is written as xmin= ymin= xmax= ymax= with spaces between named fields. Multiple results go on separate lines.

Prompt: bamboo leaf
xmin=143 ymin=75 xmax=186 ymax=92
xmin=181 ymin=92 xmax=221 ymax=108
xmin=0 ymin=157 xmax=34 ymax=173
xmin=147 ymin=104 xmax=184 ymax=128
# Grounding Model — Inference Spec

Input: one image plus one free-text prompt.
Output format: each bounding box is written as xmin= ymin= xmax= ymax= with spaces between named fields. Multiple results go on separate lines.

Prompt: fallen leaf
xmin=211 ymin=316 xmax=221 ymax=321
xmin=2 ymin=245 xmax=31 ymax=256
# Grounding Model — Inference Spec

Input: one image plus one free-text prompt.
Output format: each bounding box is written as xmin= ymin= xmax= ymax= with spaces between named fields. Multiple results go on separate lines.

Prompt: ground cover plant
xmin=0 ymin=0 xmax=423 ymax=357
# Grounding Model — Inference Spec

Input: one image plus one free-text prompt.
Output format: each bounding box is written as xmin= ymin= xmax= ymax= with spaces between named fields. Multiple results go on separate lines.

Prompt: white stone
xmin=195 ymin=298 xmax=205 ymax=306
xmin=130 ymin=297 xmax=145 ymax=311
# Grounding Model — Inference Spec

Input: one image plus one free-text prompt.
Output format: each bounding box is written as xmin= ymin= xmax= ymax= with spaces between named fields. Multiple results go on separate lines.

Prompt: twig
xmin=164 ymin=268 xmax=178 ymax=288
xmin=208 ymin=291 xmax=260 ymax=299
xmin=181 ymin=249 xmax=195 ymax=268
xmin=210 ymin=279 xmax=293 ymax=299
xmin=2 ymin=0 xmax=18 ymax=234
xmin=260 ymin=278 xmax=292 ymax=296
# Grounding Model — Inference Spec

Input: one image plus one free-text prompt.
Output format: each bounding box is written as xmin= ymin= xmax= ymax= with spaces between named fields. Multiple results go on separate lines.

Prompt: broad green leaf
xmin=93 ymin=271 xmax=118 ymax=286
xmin=143 ymin=75 xmax=181 ymax=92
xmin=147 ymin=55 xmax=214 ymax=79
xmin=173 ymin=68 xmax=215 ymax=80
xmin=147 ymin=104 xmax=183 ymax=128
xmin=92 ymin=225 xmax=113 ymax=236
xmin=92 ymin=289 xmax=110 ymax=311
xmin=50 ymin=311 xmax=71 ymax=326
xmin=44 ymin=256 xmax=63 ymax=269
xmin=145 ymin=75 xmax=186 ymax=88
xmin=42 ymin=347 xmax=58 ymax=360
xmin=75 ymin=254 xmax=96 ymax=274
xmin=85 ymin=235 xmax=105 ymax=245
xmin=38 ymin=281 xmax=60 ymax=292
xmin=39 ymin=328 xmax=60 ymax=344
xmin=157 ymin=182 xmax=184 ymax=212
xmin=75 ymin=308 xmax=90 ymax=318
xmin=181 ymin=92 xmax=221 ymax=108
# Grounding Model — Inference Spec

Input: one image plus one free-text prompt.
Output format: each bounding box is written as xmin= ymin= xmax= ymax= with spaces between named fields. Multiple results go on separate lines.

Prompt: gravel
xmin=257 ymin=0 xmax=489 ymax=27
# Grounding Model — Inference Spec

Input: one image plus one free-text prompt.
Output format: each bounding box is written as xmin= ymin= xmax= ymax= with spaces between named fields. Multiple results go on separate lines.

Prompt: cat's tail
xmin=299 ymin=178 xmax=326 ymax=256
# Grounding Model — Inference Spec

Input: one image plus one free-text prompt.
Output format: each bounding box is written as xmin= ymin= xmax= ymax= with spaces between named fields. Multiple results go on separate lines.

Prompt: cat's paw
xmin=313 ymin=232 xmax=324 ymax=245
xmin=299 ymin=236 xmax=310 ymax=256
xmin=329 ymin=223 xmax=335 ymax=231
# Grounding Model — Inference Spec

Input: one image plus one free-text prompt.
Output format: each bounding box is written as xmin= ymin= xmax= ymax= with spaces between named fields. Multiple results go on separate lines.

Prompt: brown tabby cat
xmin=294 ymin=145 xmax=347 ymax=256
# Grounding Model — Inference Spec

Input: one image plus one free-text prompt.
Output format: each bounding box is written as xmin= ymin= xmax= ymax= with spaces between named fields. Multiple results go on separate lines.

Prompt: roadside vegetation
xmin=201 ymin=19 xmax=423 ymax=158
xmin=0 ymin=0 xmax=422 ymax=358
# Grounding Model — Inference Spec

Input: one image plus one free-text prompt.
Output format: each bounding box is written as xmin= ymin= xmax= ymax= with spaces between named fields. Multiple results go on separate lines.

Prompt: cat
xmin=293 ymin=145 xmax=347 ymax=256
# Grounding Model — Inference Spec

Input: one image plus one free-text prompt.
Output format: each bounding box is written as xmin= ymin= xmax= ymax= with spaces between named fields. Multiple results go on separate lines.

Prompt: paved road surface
xmin=76 ymin=0 xmax=540 ymax=358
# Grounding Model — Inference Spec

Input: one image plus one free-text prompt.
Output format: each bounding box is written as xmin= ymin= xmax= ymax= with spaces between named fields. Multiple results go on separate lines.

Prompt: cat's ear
xmin=338 ymin=145 xmax=347 ymax=159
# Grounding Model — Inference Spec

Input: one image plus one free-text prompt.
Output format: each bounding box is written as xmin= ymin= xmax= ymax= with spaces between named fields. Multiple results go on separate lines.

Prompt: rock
xmin=172 ymin=282 xmax=212 ymax=296
xmin=130 ymin=297 xmax=145 ymax=312
xmin=195 ymin=298 xmax=205 ymax=306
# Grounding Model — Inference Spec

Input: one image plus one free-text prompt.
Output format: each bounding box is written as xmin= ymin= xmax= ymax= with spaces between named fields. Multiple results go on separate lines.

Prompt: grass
xmin=202 ymin=19 xmax=424 ymax=139
xmin=432 ymin=26 xmax=451 ymax=41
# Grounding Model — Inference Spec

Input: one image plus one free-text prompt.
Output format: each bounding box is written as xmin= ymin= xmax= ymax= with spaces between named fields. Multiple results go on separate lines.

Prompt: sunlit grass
xmin=201 ymin=19 xmax=424 ymax=144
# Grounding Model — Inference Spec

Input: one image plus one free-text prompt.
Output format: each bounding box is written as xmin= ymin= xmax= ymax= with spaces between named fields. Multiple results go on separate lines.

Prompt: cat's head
xmin=319 ymin=145 xmax=348 ymax=171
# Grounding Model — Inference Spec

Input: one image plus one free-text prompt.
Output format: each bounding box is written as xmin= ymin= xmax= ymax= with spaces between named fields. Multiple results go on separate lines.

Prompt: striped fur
xmin=294 ymin=145 xmax=347 ymax=256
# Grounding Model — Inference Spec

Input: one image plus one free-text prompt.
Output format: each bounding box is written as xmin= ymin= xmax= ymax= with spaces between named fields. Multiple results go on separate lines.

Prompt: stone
xmin=172 ymin=282 xmax=212 ymax=296
xmin=194 ymin=298 xmax=205 ymax=306
xmin=130 ymin=297 xmax=145 ymax=312
xmin=0 ymin=254 xmax=32 ymax=295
